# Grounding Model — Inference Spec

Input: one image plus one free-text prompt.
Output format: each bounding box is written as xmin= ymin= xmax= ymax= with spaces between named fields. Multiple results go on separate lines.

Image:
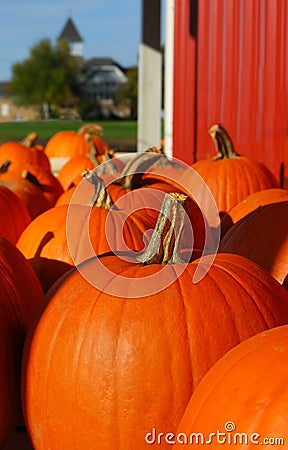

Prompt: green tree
xmin=9 ymin=38 xmax=81 ymax=118
xmin=115 ymin=66 xmax=138 ymax=118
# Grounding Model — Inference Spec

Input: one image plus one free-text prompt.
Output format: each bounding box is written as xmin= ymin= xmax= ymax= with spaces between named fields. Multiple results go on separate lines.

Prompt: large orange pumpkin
xmin=21 ymin=193 xmax=288 ymax=450
xmin=219 ymin=200 xmax=288 ymax=288
xmin=0 ymin=133 xmax=50 ymax=172
xmin=174 ymin=324 xmax=288 ymax=449
xmin=0 ymin=237 xmax=43 ymax=447
xmin=181 ymin=124 xmax=278 ymax=217
xmin=44 ymin=123 xmax=109 ymax=158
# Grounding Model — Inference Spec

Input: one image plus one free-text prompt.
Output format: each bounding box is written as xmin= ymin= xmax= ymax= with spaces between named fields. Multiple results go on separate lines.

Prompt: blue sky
xmin=0 ymin=0 xmax=166 ymax=82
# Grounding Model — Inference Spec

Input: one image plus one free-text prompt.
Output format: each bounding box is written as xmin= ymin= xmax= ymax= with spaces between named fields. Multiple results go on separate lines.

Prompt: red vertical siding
xmin=173 ymin=0 xmax=197 ymax=163
xmin=173 ymin=0 xmax=288 ymax=184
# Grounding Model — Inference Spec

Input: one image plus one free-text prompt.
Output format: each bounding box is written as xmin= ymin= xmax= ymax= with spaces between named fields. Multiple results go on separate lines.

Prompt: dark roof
xmin=80 ymin=58 xmax=127 ymax=73
xmin=58 ymin=17 xmax=83 ymax=43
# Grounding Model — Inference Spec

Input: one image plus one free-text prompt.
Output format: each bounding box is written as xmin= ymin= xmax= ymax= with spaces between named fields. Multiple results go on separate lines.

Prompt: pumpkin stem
xmin=116 ymin=149 xmax=166 ymax=190
xmin=83 ymin=169 xmax=113 ymax=209
xmin=136 ymin=192 xmax=188 ymax=265
xmin=209 ymin=124 xmax=240 ymax=160
xmin=0 ymin=160 xmax=11 ymax=173
xmin=21 ymin=132 xmax=38 ymax=148
xmin=84 ymin=133 xmax=101 ymax=167
xmin=84 ymin=134 xmax=118 ymax=175
xmin=21 ymin=170 xmax=42 ymax=188
xmin=78 ymin=123 xmax=104 ymax=136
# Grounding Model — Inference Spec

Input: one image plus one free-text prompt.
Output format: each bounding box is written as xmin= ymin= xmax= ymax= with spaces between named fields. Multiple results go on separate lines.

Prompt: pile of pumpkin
xmin=0 ymin=122 xmax=287 ymax=449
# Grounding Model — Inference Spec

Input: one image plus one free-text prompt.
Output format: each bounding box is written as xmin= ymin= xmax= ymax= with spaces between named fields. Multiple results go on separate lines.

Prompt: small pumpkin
xmin=0 ymin=132 xmax=50 ymax=172
xmin=181 ymin=124 xmax=278 ymax=217
xmin=174 ymin=324 xmax=288 ymax=449
xmin=22 ymin=193 xmax=288 ymax=450
xmin=57 ymin=133 xmax=120 ymax=191
xmin=0 ymin=161 xmax=64 ymax=208
xmin=44 ymin=123 xmax=109 ymax=158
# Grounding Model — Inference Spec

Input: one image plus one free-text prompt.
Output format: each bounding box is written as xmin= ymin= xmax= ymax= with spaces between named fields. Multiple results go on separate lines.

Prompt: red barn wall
xmin=173 ymin=0 xmax=288 ymax=186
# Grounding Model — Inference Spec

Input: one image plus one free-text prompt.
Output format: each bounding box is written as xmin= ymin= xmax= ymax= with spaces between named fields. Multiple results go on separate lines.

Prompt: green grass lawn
xmin=0 ymin=119 xmax=137 ymax=144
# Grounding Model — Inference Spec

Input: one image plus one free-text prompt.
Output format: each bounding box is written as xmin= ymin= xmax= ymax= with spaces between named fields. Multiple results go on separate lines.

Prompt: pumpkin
xmin=56 ymin=133 xmax=120 ymax=191
xmin=181 ymin=124 xmax=278 ymax=217
xmin=221 ymin=187 xmax=288 ymax=237
xmin=0 ymin=237 xmax=43 ymax=447
xmin=103 ymin=150 xmax=189 ymax=206
xmin=219 ymin=200 xmax=288 ymax=288
xmin=174 ymin=324 xmax=288 ymax=449
xmin=57 ymin=165 xmax=212 ymax=257
xmin=0 ymin=162 xmax=64 ymax=208
xmin=104 ymin=150 xmax=220 ymax=242
xmin=44 ymin=123 xmax=109 ymax=158
xmin=0 ymin=174 xmax=50 ymax=219
xmin=0 ymin=132 xmax=50 ymax=172
xmin=21 ymin=193 xmax=288 ymax=450
xmin=16 ymin=173 xmax=161 ymax=292
xmin=0 ymin=185 xmax=31 ymax=244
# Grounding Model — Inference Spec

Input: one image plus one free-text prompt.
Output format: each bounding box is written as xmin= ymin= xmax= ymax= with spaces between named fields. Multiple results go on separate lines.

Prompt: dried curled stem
xmin=209 ymin=124 xmax=240 ymax=160
xmin=83 ymin=169 xmax=113 ymax=209
xmin=84 ymin=134 xmax=118 ymax=175
xmin=116 ymin=149 xmax=166 ymax=190
xmin=21 ymin=132 xmax=38 ymax=147
xmin=136 ymin=192 xmax=188 ymax=265
xmin=78 ymin=123 xmax=104 ymax=136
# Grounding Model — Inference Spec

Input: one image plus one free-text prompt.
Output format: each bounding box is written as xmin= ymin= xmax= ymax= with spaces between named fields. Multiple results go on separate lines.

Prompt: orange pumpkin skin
xmin=0 ymin=178 xmax=50 ymax=219
xmin=0 ymin=186 xmax=31 ymax=244
xmin=188 ymin=156 xmax=278 ymax=216
xmin=184 ymin=124 xmax=278 ymax=216
xmin=174 ymin=324 xmax=288 ymax=449
xmin=44 ymin=124 xmax=109 ymax=158
xmin=22 ymin=253 xmax=288 ymax=450
xmin=55 ymin=185 xmax=80 ymax=206
xmin=16 ymin=202 xmax=160 ymax=292
xmin=219 ymin=200 xmax=288 ymax=287
xmin=57 ymin=155 xmax=96 ymax=190
xmin=0 ymin=237 xmax=43 ymax=447
xmin=0 ymin=134 xmax=50 ymax=172
xmin=140 ymin=164 xmax=187 ymax=191
xmin=221 ymin=187 xmax=288 ymax=237
xmin=0 ymin=164 xmax=64 ymax=208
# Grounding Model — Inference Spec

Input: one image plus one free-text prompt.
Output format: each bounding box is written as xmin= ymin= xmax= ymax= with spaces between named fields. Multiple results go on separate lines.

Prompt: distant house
xmin=0 ymin=17 xmax=131 ymax=121
xmin=78 ymin=57 xmax=129 ymax=118
xmin=0 ymin=82 xmax=38 ymax=122
xmin=58 ymin=18 xmax=130 ymax=118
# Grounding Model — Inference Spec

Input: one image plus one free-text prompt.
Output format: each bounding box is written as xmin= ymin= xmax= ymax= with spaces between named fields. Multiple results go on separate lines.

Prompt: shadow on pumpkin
xmin=283 ymin=274 xmax=288 ymax=291
xmin=28 ymin=231 xmax=73 ymax=293
xmin=219 ymin=202 xmax=288 ymax=287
